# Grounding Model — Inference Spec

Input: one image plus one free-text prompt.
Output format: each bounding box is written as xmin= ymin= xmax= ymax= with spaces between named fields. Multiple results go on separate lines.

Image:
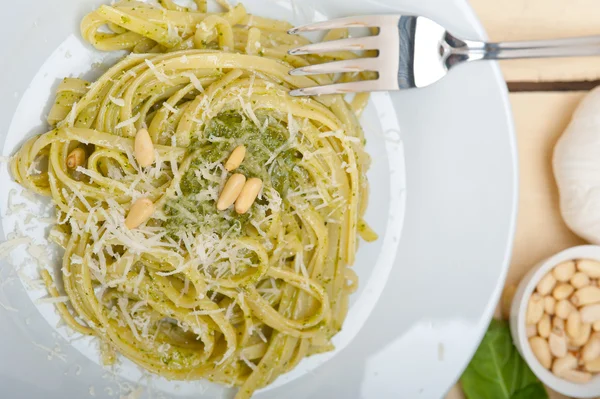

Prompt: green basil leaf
xmin=460 ymin=319 xmax=548 ymax=399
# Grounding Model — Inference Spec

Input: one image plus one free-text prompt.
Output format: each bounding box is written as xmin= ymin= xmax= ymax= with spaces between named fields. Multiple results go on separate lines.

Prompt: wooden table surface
xmin=446 ymin=1 xmax=600 ymax=398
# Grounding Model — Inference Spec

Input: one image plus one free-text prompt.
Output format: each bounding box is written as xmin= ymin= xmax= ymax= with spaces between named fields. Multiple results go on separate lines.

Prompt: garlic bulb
xmin=554 ymin=87 xmax=600 ymax=244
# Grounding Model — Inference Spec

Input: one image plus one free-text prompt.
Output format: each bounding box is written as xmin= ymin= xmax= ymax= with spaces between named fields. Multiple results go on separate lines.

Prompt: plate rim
xmin=444 ymin=0 xmax=519 ymax=391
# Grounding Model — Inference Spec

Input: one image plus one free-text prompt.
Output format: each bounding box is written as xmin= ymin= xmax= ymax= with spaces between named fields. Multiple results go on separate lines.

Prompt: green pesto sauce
xmin=164 ymin=111 xmax=304 ymax=235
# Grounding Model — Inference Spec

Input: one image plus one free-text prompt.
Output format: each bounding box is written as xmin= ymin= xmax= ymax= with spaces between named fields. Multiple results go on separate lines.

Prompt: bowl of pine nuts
xmin=510 ymin=245 xmax=600 ymax=397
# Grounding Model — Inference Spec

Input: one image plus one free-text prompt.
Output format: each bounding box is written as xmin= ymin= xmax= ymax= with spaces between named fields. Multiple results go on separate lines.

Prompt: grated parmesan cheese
xmin=18 ymin=269 xmax=44 ymax=290
xmin=237 ymin=95 xmax=261 ymax=129
xmin=109 ymin=95 xmax=125 ymax=107
xmin=318 ymin=130 xmax=361 ymax=143
xmin=130 ymin=300 xmax=148 ymax=315
xmin=70 ymin=254 xmax=83 ymax=264
xmin=247 ymin=73 xmax=255 ymax=96
xmin=162 ymin=103 xmax=178 ymax=114
xmin=144 ymin=59 xmax=173 ymax=85
xmin=0 ymin=236 xmax=31 ymax=261
xmin=64 ymin=101 xmax=78 ymax=127
xmin=6 ymin=189 xmax=26 ymax=215
xmin=225 ymin=301 xmax=235 ymax=320
xmin=118 ymin=297 xmax=141 ymax=341
xmin=294 ymin=250 xmax=310 ymax=286
xmin=26 ymin=158 xmax=43 ymax=176
xmin=133 ymin=265 xmax=145 ymax=295
xmin=239 ymin=352 xmax=257 ymax=371
xmin=0 ymin=301 xmax=18 ymax=312
xmin=183 ymin=72 xmax=204 ymax=92
xmin=36 ymin=296 xmax=70 ymax=304
xmin=189 ymin=308 xmax=226 ymax=316
xmin=32 ymin=341 xmax=67 ymax=362
xmin=115 ymin=113 xmax=141 ymax=130
xmin=255 ymin=328 xmax=268 ymax=343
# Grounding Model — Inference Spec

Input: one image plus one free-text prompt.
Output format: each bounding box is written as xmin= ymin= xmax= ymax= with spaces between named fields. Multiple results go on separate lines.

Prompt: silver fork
xmin=287 ymin=15 xmax=600 ymax=96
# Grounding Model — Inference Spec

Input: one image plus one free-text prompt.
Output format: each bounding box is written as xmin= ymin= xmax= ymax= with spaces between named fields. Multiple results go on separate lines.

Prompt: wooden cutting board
xmin=471 ymin=0 xmax=600 ymax=83
xmin=447 ymin=0 xmax=600 ymax=398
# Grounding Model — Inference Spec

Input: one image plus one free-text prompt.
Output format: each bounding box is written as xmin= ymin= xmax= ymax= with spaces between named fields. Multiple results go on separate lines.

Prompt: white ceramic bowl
xmin=0 ymin=0 xmax=517 ymax=397
xmin=510 ymin=245 xmax=600 ymax=398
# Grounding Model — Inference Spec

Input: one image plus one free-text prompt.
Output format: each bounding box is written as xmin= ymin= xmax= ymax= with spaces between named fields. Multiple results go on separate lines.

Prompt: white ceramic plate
xmin=0 ymin=0 xmax=517 ymax=398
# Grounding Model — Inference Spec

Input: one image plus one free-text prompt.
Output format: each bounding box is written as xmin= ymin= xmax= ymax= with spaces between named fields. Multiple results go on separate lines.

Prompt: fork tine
xmin=289 ymin=80 xmax=387 ymax=96
xmin=289 ymin=58 xmax=379 ymax=76
xmin=288 ymin=36 xmax=380 ymax=55
xmin=288 ymin=15 xmax=398 ymax=34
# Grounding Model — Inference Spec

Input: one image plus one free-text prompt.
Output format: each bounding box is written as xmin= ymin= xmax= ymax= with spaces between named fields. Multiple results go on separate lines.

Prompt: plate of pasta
xmin=0 ymin=0 xmax=516 ymax=398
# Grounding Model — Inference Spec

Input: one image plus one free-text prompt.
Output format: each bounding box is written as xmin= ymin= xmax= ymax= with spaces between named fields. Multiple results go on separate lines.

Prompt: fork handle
xmin=446 ymin=34 xmax=600 ymax=65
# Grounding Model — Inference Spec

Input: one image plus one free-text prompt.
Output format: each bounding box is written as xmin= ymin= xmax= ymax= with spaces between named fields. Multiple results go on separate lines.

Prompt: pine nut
xmin=224 ymin=145 xmax=246 ymax=172
xmin=594 ymin=321 xmax=600 ymax=332
xmin=572 ymin=286 xmax=600 ymax=307
xmin=217 ymin=173 xmax=246 ymax=211
xmin=530 ymin=337 xmax=552 ymax=369
xmin=544 ymin=296 xmax=556 ymax=315
xmin=554 ymin=260 xmax=576 ymax=282
xmin=526 ymin=293 xmax=545 ymax=325
xmin=569 ymin=322 xmax=592 ymax=347
xmin=561 ymin=369 xmax=593 ymax=383
xmin=556 ymin=299 xmax=576 ymax=319
xmin=134 ymin=128 xmax=155 ymax=167
xmin=581 ymin=303 xmax=600 ymax=324
xmin=566 ymin=311 xmax=582 ymax=339
xmin=235 ymin=177 xmax=262 ymax=215
xmin=552 ymin=353 xmax=577 ymax=376
xmin=572 ymin=272 xmax=591 ymax=289
xmin=538 ymin=314 xmax=551 ymax=338
xmin=67 ymin=148 xmax=86 ymax=169
xmin=553 ymin=283 xmax=574 ymax=301
xmin=585 ymin=357 xmax=600 ymax=372
xmin=549 ymin=330 xmax=568 ymax=358
xmin=526 ymin=324 xmax=537 ymax=338
xmin=537 ymin=273 xmax=556 ymax=296
xmin=125 ymin=198 xmax=155 ymax=229
xmin=582 ymin=333 xmax=600 ymax=362
xmin=578 ymin=259 xmax=600 ymax=278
